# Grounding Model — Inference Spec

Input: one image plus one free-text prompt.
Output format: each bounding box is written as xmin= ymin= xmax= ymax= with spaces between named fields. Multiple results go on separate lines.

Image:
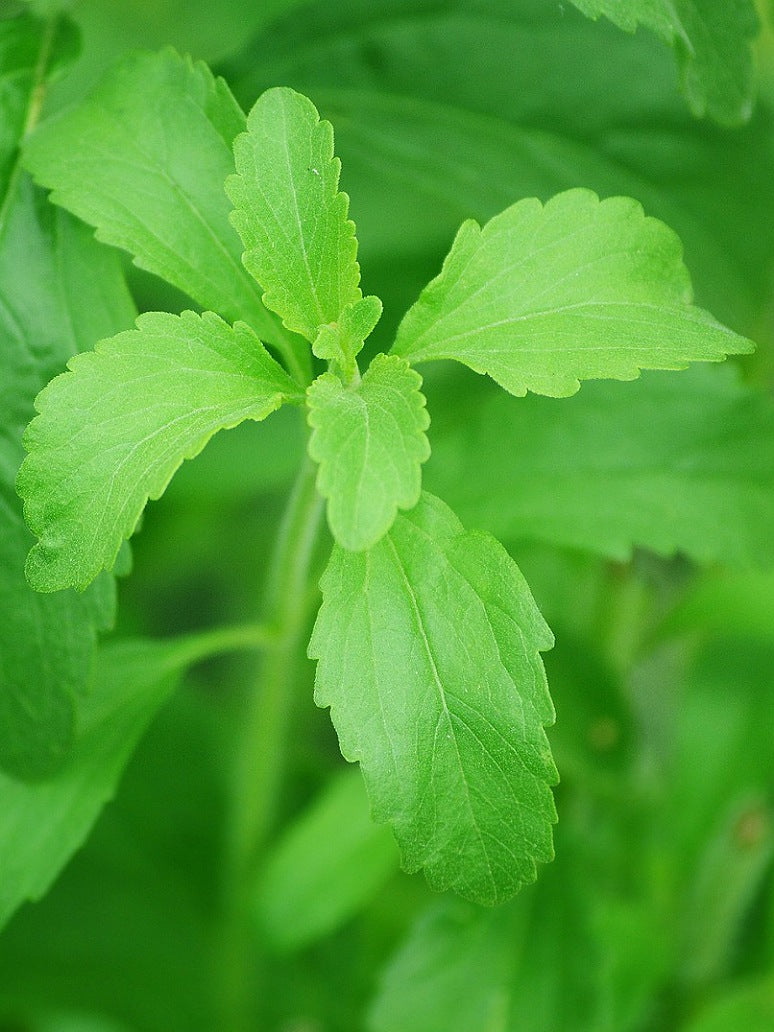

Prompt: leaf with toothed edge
xmin=392 ymin=189 xmax=754 ymax=398
xmin=18 ymin=309 xmax=302 ymax=592
xmin=227 ymin=86 xmax=363 ymax=342
xmin=307 ymin=354 xmax=431 ymax=551
xmin=309 ymin=491 xmax=557 ymax=905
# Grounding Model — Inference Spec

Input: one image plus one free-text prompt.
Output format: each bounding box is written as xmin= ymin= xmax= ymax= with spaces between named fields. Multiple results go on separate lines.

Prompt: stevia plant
xmin=14 ymin=53 xmax=753 ymax=911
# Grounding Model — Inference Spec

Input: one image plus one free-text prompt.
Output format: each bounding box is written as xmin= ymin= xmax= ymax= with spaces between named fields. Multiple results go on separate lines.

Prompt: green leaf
xmin=224 ymin=0 xmax=774 ymax=332
xmin=680 ymin=980 xmax=774 ymax=1032
xmin=569 ymin=0 xmax=759 ymax=126
xmin=255 ymin=769 xmax=400 ymax=952
xmin=227 ymin=86 xmax=362 ymax=342
xmin=312 ymin=294 xmax=383 ymax=368
xmin=18 ymin=309 xmax=302 ymax=592
xmin=0 ymin=13 xmax=78 ymax=197
xmin=0 ymin=638 xmax=184 ymax=930
xmin=393 ymin=189 xmax=753 ymax=398
xmin=0 ymin=15 xmax=135 ymax=779
xmin=309 ymin=491 xmax=557 ymax=905
xmin=307 ymin=354 xmax=430 ymax=551
xmin=426 ymin=364 xmax=774 ymax=566
xmin=22 ymin=48 xmax=290 ymax=352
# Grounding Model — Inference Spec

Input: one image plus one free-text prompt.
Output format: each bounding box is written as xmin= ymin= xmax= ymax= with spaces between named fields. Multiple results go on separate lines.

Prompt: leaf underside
xmin=310 ymin=491 xmax=557 ymax=905
xmin=307 ymin=354 xmax=430 ymax=551
xmin=393 ymin=189 xmax=753 ymax=398
xmin=18 ymin=310 xmax=301 ymax=592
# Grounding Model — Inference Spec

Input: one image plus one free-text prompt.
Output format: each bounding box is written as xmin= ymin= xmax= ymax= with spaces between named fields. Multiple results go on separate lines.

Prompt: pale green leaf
xmin=0 ymin=638 xmax=192 ymax=930
xmin=227 ymin=86 xmax=362 ymax=342
xmin=307 ymin=354 xmax=430 ymax=551
xmin=255 ymin=768 xmax=400 ymax=952
xmin=309 ymin=492 xmax=557 ymax=905
xmin=570 ymin=0 xmax=759 ymax=125
xmin=22 ymin=48 xmax=292 ymax=353
xmin=426 ymin=365 xmax=774 ymax=566
xmin=393 ymin=189 xmax=753 ymax=398
xmin=312 ymin=294 xmax=383 ymax=367
xmin=18 ymin=309 xmax=302 ymax=592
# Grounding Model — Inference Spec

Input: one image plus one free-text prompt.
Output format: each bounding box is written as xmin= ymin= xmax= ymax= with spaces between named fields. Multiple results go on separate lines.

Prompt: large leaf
xmin=18 ymin=309 xmax=302 ymax=592
xmin=22 ymin=48 xmax=295 ymax=356
xmin=227 ymin=86 xmax=362 ymax=342
xmin=569 ymin=0 xmax=759 ymax=125
xmin=426 ymin=364 xmax=774 ymax=566
xmin=307 ymin=354 xmax=430 ymax=550
xmin=309 ymin=492 xmax=557 ymax=905
xmin=393 ymin=189 xmax=752 ymax=398
xmin=0 ymin=14 xmax=135 ymax=780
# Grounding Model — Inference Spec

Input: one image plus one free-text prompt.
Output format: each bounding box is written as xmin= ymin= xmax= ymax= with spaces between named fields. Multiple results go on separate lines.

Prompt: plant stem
xmin=217 ymin=452 xmax=325 ymax=1030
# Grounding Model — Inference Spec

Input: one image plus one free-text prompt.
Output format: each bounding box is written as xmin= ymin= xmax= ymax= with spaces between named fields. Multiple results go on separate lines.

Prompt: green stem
xmin=162 ymin=622 xmax=277 ymax=669
xmin=217 ymin=453 xmax=325 ymax=1029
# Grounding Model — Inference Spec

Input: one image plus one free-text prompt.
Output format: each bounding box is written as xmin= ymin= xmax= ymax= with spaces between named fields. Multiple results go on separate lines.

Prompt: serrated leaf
xmin=309 ymin=491 xmax=557 ymax=905
xmin=255 ymin=769 xmax=400 ymax=952
xmin=18 ymin=309 xmax=302 ymax=592
xmin=227 ymin=86 xmax=362 ymax=342
xmin=22 ymin=48 xmax=292 ymax=352
xmin=0 ymin=638 xmax=188 ymax=930
xmin=393 ymin=189 xmax=753 ymax=398
xmin=569 ymin=0 xmax=759 ymax=126
xmin=307 ymin=354 xmax=430 ymax=551
xmin=312 ymin=294 xmax=383 ymax=367
xmin=426 ymin=364 xmax=774 ymax=566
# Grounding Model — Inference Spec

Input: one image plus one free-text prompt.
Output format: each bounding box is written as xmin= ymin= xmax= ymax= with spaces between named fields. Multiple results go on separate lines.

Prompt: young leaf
xmin=18 ymin=310 xmax=302 ymax=592
xmin=227 ymin=86 xmax=362 ymax=342
xmin=22 ymin=48 xmax=291 ymax=352
xmin=427 ymin=365 xmax=774 ymax=567
xmin=313 ymin=294 xmax=383 ymax=368
xmin=309 ymin=492 xmax=557 ymax=905
xmin=307 ymin=354 xmax=430 ymax=551
xmin=394 ymin=190 xmax=753 ymax=398
xmin=569 ymin=0 xmax=759 ymax=126
xmin=255 ymin=769 xmax=400 ymax=953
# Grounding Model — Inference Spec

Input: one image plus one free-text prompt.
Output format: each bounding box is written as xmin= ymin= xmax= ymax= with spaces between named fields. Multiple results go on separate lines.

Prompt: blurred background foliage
xmin=1 ymin=0 xmax=773 ymax=1030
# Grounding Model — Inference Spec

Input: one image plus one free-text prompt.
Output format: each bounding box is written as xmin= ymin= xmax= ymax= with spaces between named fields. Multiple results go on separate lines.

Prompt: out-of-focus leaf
xmin=569 ymin=0 xmax=759 ymax=125
xmin=680 ymin=979 xmax=774 ymax=1032
xmin=0 ymin=640 xmax=184 ymax=929
xmin=426 ymin=365 xmax=774 ymax=566
xmin=0 ymin=14 xmax=135 ymax=779
xmin=255 ymin=769 xmax=400 ymax=952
